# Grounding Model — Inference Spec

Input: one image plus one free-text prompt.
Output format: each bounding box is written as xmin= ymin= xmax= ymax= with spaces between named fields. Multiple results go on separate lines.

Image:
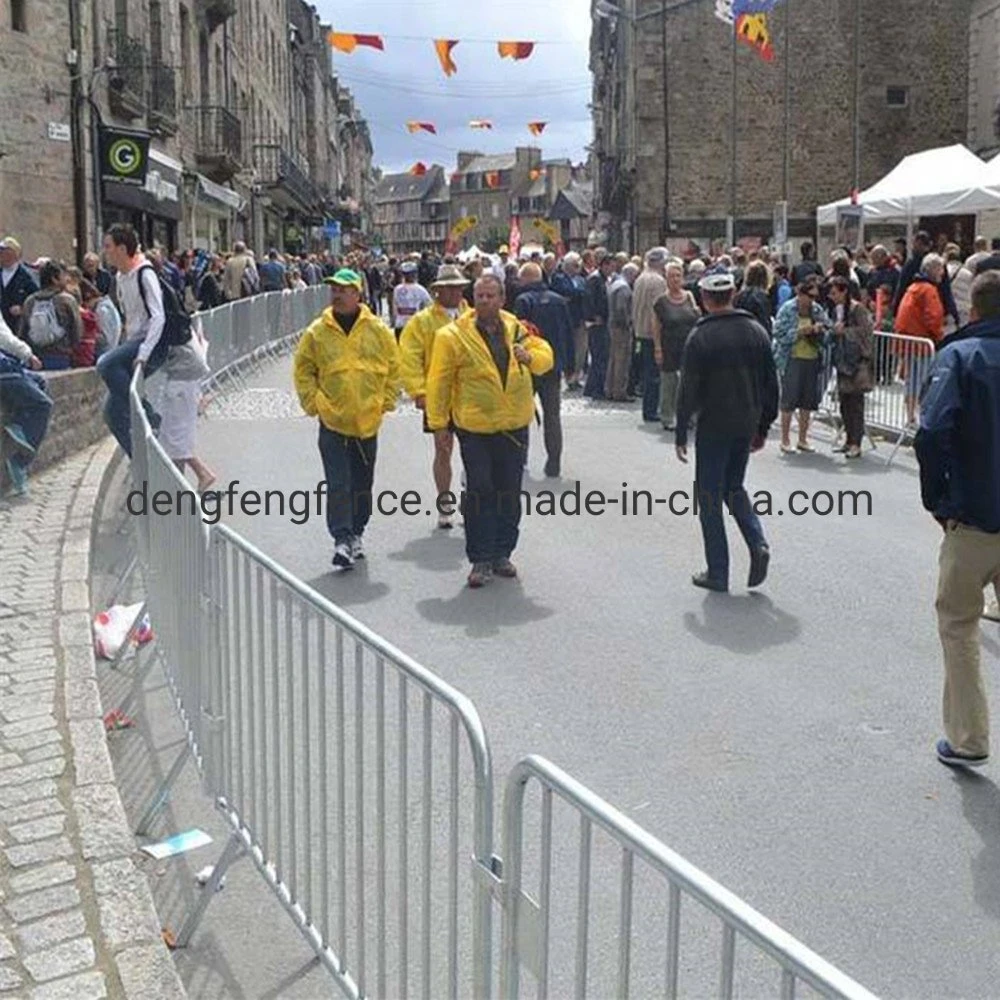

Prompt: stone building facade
xmin=591 ymin=0 xmax=973 ymax=252
xmin=373 ymin=165 xmax=450 ymax=256
xmin=969 ymin=0 xmax=1000 ymax=158
xmin=0 ymin=0 xmax=375 ymax=263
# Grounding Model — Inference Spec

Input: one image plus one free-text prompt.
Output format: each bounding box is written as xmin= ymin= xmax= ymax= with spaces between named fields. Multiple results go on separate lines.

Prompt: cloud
xmin=313 ymin=0 xmax=592 ymax=173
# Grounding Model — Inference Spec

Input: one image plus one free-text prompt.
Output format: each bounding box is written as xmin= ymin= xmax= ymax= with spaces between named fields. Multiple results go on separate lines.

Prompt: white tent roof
xmin=816 ymin=144 xmax=998 ymax=226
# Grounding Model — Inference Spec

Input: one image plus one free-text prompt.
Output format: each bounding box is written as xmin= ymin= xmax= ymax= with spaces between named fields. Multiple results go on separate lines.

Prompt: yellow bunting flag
xmin=735 ymin=13 xmax=775 ymax=61
xmin=434 ymin=39 xmax=459 ymax=76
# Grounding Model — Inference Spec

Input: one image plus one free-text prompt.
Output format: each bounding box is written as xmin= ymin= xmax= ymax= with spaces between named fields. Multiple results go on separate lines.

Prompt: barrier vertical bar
xmin=354 ymin=643 xmax=367 ymax=995
xmin=575 ymin=816 xmax=592 ymax=1000
xmin=448 ymin=715 xmax=460 ymax=1000
xmin=617 ymin=850 xmax=634 ymax=1000
xmin=302 ymin=610 xmax=312 ymax=920
xmin=399 ymin=673 xmax=410 ymax=999
xmin=318 ymin=619 xmax=329 ymax=947
xmin=285 ymin=586 xmax=297 ymax=903
xmin=422 ymin=693 xmax=433 ymax=1000
xmin=719 ymin=925 xmax=736 ymax=1000
xmin=336 ymin=626 xmax=347 ymax=971
xmin=376 ymin=656 xmax=387 ymax=997
xmin=664 ymin=884 xmax=681 ymax=1000
xmin=538 ymin=787 xmax=553 ymax=1000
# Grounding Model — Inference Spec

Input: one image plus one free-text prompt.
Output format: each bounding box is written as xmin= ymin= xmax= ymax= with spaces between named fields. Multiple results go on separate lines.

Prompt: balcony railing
xmin=107 ymin=28 xmax=147 ymax=117
xmin=254 ymin=144 xmax=321 ymax=212
xmin=199 ymin=0 xmax=237 ymax=33
xmin=149 ymin=62 xmax=178 ymax=131
xmin=191 ymin=106 xmax=242 ymax=176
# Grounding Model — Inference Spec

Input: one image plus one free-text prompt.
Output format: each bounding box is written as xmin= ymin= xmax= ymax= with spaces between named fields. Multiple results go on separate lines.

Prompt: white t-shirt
xmin=393 ymin=282 xmax=432 ymax=329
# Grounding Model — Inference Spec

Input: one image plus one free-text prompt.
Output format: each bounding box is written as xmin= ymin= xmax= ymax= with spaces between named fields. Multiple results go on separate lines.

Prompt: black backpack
xmin=136 ymin=264 xmax=192 ymax=346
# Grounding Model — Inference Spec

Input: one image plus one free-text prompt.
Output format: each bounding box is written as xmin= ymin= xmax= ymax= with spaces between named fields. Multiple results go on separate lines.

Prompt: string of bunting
xmin=405 ymin=120 xmax=547 ymax=136
xmin=329 ymin=32 xmax=538 ymax=75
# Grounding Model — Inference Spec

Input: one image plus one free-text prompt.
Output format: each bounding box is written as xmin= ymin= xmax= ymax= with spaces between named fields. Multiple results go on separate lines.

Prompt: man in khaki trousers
xmin=916 ymin=270 xmax=1000 ymax=767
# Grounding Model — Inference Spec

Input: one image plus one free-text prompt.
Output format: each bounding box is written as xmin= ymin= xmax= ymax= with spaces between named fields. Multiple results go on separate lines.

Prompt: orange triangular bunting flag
xmin=498 ymin=41 xmax=535 ymax=60
xmin=406 ymin=121 xmax=437 ymax=135
xmin=434 ymin=39 xmax=459 ymax=76
xmin=328 ymin=32 xmax=384 ymax=53
xmin=409 ymin=162 xmax=428 ymax=176
xmin=527 ymin=121 xmax=547 ymax=136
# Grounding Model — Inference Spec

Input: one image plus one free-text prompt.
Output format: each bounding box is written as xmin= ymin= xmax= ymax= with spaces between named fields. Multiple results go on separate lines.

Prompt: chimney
xmin=457 ymin=151 xmax=481 ymax=171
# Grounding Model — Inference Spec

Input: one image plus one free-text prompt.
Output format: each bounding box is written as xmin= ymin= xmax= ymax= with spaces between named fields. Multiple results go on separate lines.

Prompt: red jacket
xmin=72 ymin=308 xmax=98 ymax=367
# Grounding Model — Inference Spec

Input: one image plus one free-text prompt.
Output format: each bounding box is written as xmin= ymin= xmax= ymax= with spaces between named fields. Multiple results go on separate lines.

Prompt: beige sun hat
xmin=430 ymin=263 xmax=470 ymax=288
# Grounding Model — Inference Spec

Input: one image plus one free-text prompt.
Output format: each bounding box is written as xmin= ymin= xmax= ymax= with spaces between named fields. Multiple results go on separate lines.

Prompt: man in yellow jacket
xmin=426 ymin=273 xmax=554 ymax=588
xmin=293 ymin=268 xmax=400 ymax=570
xmin=399 ymin=264 xmax=470 ymax=529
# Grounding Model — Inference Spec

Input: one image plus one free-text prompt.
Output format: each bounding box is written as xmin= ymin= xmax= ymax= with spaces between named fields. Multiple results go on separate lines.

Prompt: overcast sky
xmin=313 ymin=0 xmax=593 ymax=176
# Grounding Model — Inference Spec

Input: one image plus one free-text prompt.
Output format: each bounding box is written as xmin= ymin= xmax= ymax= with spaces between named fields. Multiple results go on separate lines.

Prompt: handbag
xmin=164 ymin=320 xmax=209 ymax=382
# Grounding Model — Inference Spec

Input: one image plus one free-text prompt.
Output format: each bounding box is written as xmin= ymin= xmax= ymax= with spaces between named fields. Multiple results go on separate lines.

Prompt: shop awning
xmin=194 ymin=173 xmax=246 ymax=214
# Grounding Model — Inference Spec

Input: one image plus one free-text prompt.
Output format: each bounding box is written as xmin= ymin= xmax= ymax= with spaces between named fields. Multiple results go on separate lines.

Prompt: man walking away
xmin=513 ymin=262 xmax=572 ymax=477
xmin=426 ymin=274 xmax=553 ymax=588
xmin=550 ymin=253 xmax=587 ymax=391
xmin=96 ymin=225 xmax=168 ymax=457
xmin=915 ymin=270 xmax=1000 ymax=768
xmin=293 ymin=269 xmax=400 ymax=570
xmin=400 ymin=264 xmax=470 ymax=527
xmin=258 ymin=250 xmax=286 ymax=292
xmin=606 ymin=262 xmax=638 ymax=401
xmin=222 ymin=241 xmax=257 ymax=300
xmin=392 ymin=261 xmax=432 ymax=339
xmin=583 ymin=253 xmax=613 ymax=398
xmin=791 ymin=241 xmax=823 ymax=287
xmin=676 ymin=272 xmax=778 ymax=593
xmin=632 ymin=248 xmax=669 ymax=422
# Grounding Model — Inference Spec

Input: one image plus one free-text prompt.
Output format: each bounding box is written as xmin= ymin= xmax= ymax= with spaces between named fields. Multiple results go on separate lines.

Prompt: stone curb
xmin=63 ymin=437 xmax=186 ymax=1000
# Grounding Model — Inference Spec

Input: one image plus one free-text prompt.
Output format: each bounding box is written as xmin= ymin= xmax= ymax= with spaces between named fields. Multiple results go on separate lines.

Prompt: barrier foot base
xmin=174 ymin=833 xmax=244 ymax=948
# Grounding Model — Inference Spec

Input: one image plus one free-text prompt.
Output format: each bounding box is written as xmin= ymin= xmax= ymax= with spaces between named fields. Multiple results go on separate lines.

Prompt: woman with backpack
xmin=828 ymin=276 xmax=874 ymax=459
xmin=18 ymin=261 xmax=81 ymax=370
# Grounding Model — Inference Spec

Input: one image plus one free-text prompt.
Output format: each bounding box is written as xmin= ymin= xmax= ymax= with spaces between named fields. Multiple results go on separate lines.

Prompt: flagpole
xmin=852 ymin=0 xmax=861 ymax=191
xmin=730 ymin=15 xmax=738 ymax=247
xmin=782 ymin=0 xmax=790 ymax=205
xmin=661 ymin=1 xmax=670 ymax=246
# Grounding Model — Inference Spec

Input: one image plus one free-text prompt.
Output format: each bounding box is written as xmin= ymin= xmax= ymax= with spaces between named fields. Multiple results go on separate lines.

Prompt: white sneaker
xmin=437 ymin=514 xmax=453 ymax=530
xmin=349 ymin=536 xmax=365 ymax=560
xmin=332 ymin=542 xmax=354 ymax=570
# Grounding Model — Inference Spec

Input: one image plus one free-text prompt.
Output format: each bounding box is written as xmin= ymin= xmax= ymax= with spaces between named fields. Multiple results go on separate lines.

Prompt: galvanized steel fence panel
xmin=499 ymin=756 xmax=878 ymax=1000
xmin=118 ymin=287 xmax=879 ymax=1000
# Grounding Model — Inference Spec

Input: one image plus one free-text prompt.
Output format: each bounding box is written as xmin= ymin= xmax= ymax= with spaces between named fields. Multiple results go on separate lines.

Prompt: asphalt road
xmin=117 ymin=357 xmax=1000 ymax=999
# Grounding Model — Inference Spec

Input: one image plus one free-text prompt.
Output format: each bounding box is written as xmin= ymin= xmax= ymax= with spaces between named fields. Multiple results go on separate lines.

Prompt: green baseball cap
xmin=323 ymin=268 xmax=363 ymax=290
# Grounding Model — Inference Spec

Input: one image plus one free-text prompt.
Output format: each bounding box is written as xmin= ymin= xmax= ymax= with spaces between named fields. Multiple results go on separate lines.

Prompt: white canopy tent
xmin=816 ymin=144 xmax=1000 ymax=227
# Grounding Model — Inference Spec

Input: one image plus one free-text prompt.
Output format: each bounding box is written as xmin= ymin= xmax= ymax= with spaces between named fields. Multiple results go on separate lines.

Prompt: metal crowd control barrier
xmin=114 ymin=286 xmax=880 ymax=1000
xmin=500 ymin=757 xmax=877 ymax=1000
xmin=817 ymin=331 xmax=936 ymax=467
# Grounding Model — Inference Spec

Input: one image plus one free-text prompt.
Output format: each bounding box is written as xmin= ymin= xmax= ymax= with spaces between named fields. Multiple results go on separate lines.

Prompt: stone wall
xmin=597 ymin=0 xmax=973 ymax=249
xmin=1 ymin=369 xmax=109 ymax=492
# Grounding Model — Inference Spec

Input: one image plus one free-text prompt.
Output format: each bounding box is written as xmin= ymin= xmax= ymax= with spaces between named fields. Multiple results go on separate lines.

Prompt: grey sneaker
xmin=467 ymin=562 xmax=493 ymax=588
xmin=349 ymin=536 xmax=365 ymax=560
xmin=332 ymin=542 xmax=354 ymax=570
xmin=492 ymin=558 xmax=517 ymax=579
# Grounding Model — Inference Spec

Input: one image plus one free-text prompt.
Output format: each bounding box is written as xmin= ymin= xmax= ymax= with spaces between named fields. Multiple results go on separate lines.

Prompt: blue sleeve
xmin=914 ymin=348 xmax=962 ymax=516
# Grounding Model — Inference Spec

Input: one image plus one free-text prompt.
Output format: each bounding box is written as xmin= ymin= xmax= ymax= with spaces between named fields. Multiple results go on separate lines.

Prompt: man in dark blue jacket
xmin=915 ymin=269 xmax=1000 ymax=769
xmin=514 ymin=262 xmax=572 ymax=477
xmin=0 ymin=237 xmax=39 ymax=334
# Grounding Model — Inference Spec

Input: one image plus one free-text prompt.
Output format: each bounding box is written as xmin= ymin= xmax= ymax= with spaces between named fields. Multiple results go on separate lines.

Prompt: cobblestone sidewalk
xmin=0 ymin=441 xmax=184 ymax=1000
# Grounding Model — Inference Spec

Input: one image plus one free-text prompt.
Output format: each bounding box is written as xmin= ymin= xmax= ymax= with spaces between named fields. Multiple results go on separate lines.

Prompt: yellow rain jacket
xmin=425 ymin=310 xmax=554 ymax=434
xmin=399 ymin=300 xmax=470 ymax=399
xmin=293 ymin=305 xmax=400 ymax=439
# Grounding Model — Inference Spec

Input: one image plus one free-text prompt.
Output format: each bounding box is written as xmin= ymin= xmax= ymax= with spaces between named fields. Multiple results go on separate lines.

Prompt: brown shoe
xmin=467 ymin=563 xmax=493 ymax=588
xmin=492 ymin=558 xmax=517 ymax=579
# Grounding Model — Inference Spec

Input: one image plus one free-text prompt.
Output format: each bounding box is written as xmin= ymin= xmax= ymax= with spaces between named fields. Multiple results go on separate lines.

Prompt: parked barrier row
xmin=118 ymin=291 xmax=880 ymax=999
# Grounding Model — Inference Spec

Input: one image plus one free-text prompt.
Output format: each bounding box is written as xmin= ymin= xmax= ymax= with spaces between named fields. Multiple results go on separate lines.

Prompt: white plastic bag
xmin=93 ymin=603 xmax=153 ymax=659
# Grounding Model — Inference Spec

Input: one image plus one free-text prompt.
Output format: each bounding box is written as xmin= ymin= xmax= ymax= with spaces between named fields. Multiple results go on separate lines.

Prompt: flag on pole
xmin=469 ymin=119 xmax=493 ymax=130
xmin=434 ymin=39 xmax=459 ymax=76
xmin=409 ymin=162 xmax=428 ymax=176
xmin=498 ymin=41 xmax=535 ymax=60
xmin=527 ymin=121 xmax=547 ymax=136
xmin=733 ymin=0 xmax=784 ymax=14
xmin=735 ymin=12 xmax=775 ymax=61
xmin=328 ymin=32 xmax=384 ymax=53
xmin=406 ymin=121 xmax=437 ymax=134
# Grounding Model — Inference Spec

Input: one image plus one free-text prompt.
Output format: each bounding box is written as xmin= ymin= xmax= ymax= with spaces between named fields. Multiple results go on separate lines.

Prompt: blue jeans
xmin=96 ymin=338 xmax=166 ymax=457
xmin=639 ymin=339 xmax=661 ymax=422
xmin=457 ymin=427 xmax=528 ymax=564
xmin=694 ymin=431 xmax=767 ymax=586
xmin=317 ymin=425 xmax=377 ymax=544
xmin=0 ymin=370 xmax=53 ymax=471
